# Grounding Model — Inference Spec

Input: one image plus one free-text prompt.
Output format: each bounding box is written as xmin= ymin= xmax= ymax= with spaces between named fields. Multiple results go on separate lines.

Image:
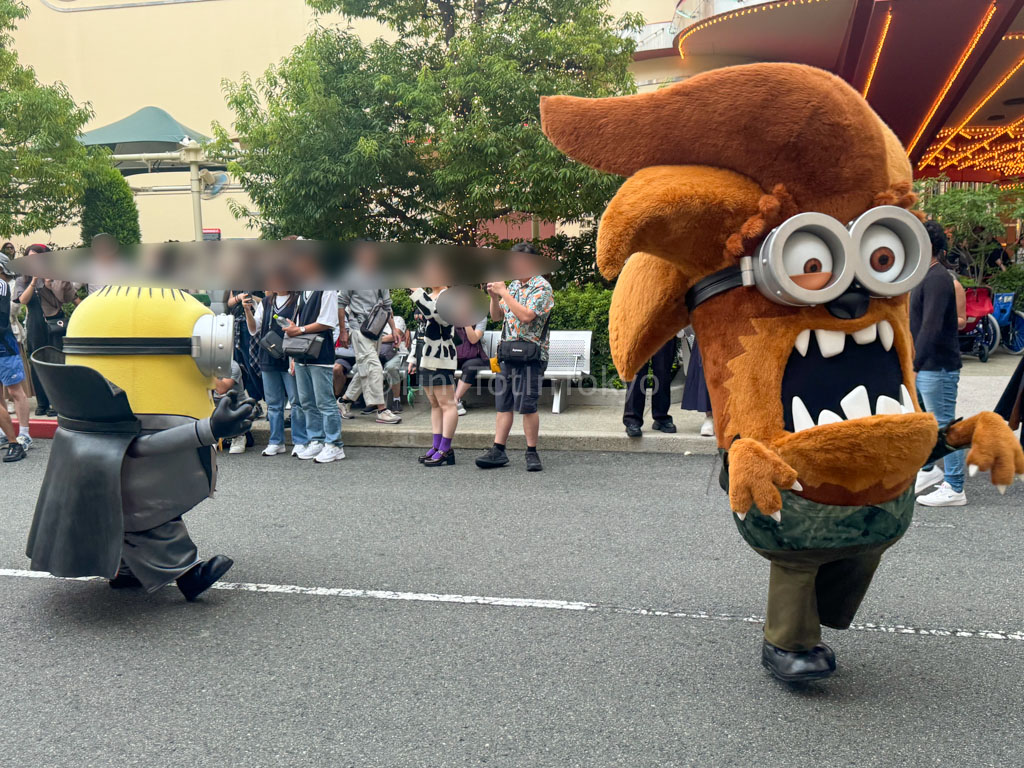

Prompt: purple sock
xmin=432 ymin=433 xmax=442 ymax=451
xmin=438 ymin=436 xmax=452 ymax=453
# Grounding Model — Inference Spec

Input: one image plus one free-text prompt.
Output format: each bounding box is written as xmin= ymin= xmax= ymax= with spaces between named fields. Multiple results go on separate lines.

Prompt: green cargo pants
xmin=756 ymin=541 xmax=898 ymax=652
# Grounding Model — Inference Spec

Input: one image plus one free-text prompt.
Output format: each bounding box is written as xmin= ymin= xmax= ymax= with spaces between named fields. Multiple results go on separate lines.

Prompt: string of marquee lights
xmin=676 ymin=0 xmax=833 ymax=60
xmin=907 ymin=0 xmax=998 ymax=157
xmin=861 ymin=7 xmax=893 ymax=98
xmin=937 ymin=113 xmax=1024 ymax=169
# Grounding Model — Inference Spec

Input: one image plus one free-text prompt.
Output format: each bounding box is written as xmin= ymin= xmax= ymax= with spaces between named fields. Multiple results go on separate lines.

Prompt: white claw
xmin=791 ymin=480 xmax=803 ymax=492
xmin=735 ymin=511 xmax=747 ymax=522
xmin=997 ymin=485 xmax=1007 ymax=495
xmin=814 ymin=329 xmax=846 ymax=358
xmin=969 ymin=464 xmax=979 ymax=478
xmin=794 ymin=329 xmax=811 ymax=357
xmin=878 ymin=320 xmax=894 ymax=351
xmin=769 ymin=511 xmax=782 ymax=523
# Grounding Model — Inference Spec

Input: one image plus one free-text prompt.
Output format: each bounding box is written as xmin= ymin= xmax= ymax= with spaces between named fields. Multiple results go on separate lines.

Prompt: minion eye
xmin=861 ymin=225 xmax=905 ymax=283
xmin=782 ymin=232 xmax=834 ymax=290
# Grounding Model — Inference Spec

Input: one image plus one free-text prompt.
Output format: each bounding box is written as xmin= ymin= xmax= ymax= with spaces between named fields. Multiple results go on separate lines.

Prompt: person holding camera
xmin=475 ymin=242 xmax=554 ymax=472
xmin=336 ymin=289 xmax=403 ymax=425
xmin=409 ymin=286 xmax=459 ymax=466
xmin=14 ymin=245 xmax=79 ymax=417
xmin=244 ymin=287 xmax=309 ymax=457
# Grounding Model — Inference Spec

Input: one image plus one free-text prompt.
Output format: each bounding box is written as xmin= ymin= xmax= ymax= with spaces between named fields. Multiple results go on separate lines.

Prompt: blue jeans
xmin=294 ymin=363 xmax=342 ymax=446
xmin=916 ymin=369 xmax=965 ymax=492
xmin=262 ymin=369 xmax=307 ymax=447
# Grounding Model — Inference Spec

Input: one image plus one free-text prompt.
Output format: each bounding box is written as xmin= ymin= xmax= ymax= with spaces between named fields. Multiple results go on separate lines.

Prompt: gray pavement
xmin=0 ymin=441 xmax=1022 ymax=767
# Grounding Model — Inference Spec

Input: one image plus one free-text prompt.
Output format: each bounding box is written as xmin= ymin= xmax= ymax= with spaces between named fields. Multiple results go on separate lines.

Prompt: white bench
xmin=456 ymin=330 xmax=593 ymax=413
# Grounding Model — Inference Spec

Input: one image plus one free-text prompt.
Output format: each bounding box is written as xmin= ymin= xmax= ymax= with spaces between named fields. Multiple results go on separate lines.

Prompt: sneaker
xmin=3 ymin=442 xmax=26 ymax=463
xmin=0 ymin=434 xmax=6 ymax=447
xmin=228 ymin=438 xmax=246 ymax=454
xmin=17 ymin=435 xmax=33 ymax=451
xmin=314 ymin=443 xmax=346 ymax=463
xmin=525 ymin=450 xmax=543 ymax=472
xmin=652 ymin=419 xmax=677 ymax=434
xmin=291 ymin=443 xmax=307 ymax=457
xmin=456 ymin=399 xmax=467 ymax=416
xmin=475 ymin=445 xmax=509 ymax=469
xmin=391 ymin=398 xmax=403 ymax=414
xmin=361 ymin=404 xmax=378 ymax=415
xmin=262 ymin=443 xmax=286 ymax=457
xmin=915 ymin=466 xmax=944 ymax=494
xmin=296 ymin=441 xmax=324 ymax=460
xmin=338 ymin=401 xmax=355 ymax=420
xmin=699 ymin=417 xmax=715 ymax=437
xmin=917 ymin=481 xmax=966 ymax=507
xmin=625 ymin=424 xmax=642 ymax=438
xmin=375 ymin=408 xmax=401 ymax=424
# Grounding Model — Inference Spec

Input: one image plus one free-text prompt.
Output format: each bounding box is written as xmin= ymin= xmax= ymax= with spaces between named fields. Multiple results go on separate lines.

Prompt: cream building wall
xmin=12 ymin=0 xmax=683 ymax=246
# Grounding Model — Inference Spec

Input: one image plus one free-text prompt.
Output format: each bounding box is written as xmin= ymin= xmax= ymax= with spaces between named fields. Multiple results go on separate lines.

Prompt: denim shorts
xmin=0 ymin=353 xmax=25 ymax=387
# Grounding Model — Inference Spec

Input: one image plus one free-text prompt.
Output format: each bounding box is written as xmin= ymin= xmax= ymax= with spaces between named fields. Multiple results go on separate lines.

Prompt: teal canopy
xmin=79 ymin=107 xmax=219 ymax=175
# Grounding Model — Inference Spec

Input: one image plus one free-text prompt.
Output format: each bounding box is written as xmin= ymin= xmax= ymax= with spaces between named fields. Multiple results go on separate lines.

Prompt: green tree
xmin=214 ymin=0 xmax=640 ymax=242
xmin=80 ymin=160 xmax=142 ymax=247
xmin=0 ymin=0 xmax=94 ymax=237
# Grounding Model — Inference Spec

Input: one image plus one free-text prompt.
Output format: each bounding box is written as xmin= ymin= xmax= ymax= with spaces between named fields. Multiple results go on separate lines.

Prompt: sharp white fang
xmin=792 ymin=397 xmax=815 ymax=432
xmin=852 ymin=323 xmax=878 ymax=345
xmin=794 ymin=329 xmax=810 ymax=357
xmin=840 ymin=385 xmax=872 ymax=420
xmin=878 ymin=320 xmax=894 ymax=351
xmin=900 ymin=384 xmax=915 ymax=413
xmin=769 ymin=511 xmax=782 ymax=523
xmin=818 ymin=409 xmax=844 ymax=425
xmin=876 ymin=395 xmax=902 ymax=416
xmin=814 ymin=329 xmax=846 ymax=358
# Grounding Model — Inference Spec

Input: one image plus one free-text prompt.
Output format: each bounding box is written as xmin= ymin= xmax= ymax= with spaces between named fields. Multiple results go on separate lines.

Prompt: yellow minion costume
xmin=26 ymin=286 xmax=255 ymax=601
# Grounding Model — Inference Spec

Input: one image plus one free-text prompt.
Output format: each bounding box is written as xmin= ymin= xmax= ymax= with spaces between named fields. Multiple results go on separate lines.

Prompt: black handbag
xmin=282 ymin=333 xmax=324 ymax=362
xmin=45 ymin=315 xmax=68 ymax=338
xmin=497 ymin=315 xmax=549 ymax=364
xmin=359 ymin=290 xmax=390 ymax=340
xmin=258 ymin=329 xmax=286 ymax=360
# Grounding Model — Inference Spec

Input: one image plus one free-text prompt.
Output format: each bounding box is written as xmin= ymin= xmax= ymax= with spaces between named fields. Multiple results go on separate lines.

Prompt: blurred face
xmin=1 ymin=243 xmax=14 ymax=257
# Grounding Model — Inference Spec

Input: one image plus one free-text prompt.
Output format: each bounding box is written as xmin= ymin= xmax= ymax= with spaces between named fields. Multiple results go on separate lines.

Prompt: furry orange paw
xmin=947 ymin=412 xmax=1024 ymax=491
xmin=728 ymin=438 xmax=800 ymax=521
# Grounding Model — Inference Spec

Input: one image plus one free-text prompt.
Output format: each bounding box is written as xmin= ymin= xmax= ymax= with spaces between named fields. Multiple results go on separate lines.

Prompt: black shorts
xmin=419 ymin=367 xmax=455 ymax=387
xmin=495 ymin=360 xmax=544 ymax=414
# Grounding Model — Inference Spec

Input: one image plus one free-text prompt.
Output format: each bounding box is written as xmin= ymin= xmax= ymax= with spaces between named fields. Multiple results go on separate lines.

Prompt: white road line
xmin=1 ymin=568 xmax=1021 ymax=642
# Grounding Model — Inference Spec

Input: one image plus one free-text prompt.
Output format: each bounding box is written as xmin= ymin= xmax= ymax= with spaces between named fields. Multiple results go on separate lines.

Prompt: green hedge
xmin=989 ymin=265 xmax=1024 ymax=311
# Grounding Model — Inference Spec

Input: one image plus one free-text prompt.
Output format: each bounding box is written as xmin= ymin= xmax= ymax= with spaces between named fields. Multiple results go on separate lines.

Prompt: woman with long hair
xmin=409 ymin=286 xmax=458 ymax=466
xmin=244 ymin=283 xmax=308 ymax=457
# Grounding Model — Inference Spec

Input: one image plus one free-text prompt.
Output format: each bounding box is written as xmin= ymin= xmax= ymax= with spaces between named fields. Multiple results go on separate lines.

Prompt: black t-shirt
xmin=910 ymin=263 xmax=961 ymax=372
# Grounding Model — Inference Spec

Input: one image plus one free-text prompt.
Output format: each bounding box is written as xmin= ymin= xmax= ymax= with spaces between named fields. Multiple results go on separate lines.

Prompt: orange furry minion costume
xmin=541 ymin=63 xmax=1024 ymax=682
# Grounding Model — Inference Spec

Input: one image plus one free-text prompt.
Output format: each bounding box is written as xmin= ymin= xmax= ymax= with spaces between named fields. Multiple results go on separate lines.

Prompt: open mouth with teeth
xmin=781 ymin=320 xmax=913 ymax=433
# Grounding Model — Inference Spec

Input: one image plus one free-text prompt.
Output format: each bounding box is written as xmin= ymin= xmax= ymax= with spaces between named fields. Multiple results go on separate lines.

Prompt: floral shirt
xmin=500 ymin=276 xmax=554 ymax=360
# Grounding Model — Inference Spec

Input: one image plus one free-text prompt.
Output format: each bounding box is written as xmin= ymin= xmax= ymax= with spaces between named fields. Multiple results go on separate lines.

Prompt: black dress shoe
xmin=625 ymin=424 xmax=642 ymax=438
xmin=34 ymin=406 xmax=47 ymax=416
xmin=109 ymin=572 xmax=143 ymax=589
xmin=177 ymin=555 xmax=234 ymax=602
xmin=761 ymin=640 xmax=836 ymax=682
xmin=45 ymin=407 xmax=57 ymax=417
xmin=652 ymin=419 xmax=677 ymax=434
xmin=423 ymin=448 xmax=455 ymax=466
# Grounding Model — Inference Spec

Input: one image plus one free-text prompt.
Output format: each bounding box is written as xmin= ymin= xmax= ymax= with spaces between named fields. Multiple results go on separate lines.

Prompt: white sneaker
xmin=456 ymin=400 xmax=467 ymax=416
xmin=917 ymin=482 xmax=966 ymax=507
xmin=291 ymin=443 xmax=307 ymax=457
xmin=229 ymin=439 xmax=246 ymax=454
xmin=915 ymin=466 xmax=945 ymax=494
xmin=314 ymin=443 xmax=345 ymax=463
xmin=375 ymin=408 xmax=401 ymax=424
xmin=338 ymin=401 xmax=354 ymax=420
xmin=17 ymin=435 xmax=33 ymax=450
xmin=297 ymin=441 xmax=324 ymax=460
xmin=262 ymin=443 xmax=286 ymax=456
xmin=700 ymin=417 xmax=715 ymax=437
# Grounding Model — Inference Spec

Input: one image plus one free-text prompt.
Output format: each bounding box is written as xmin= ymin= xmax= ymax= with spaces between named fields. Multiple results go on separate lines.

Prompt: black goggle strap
xmin=684 ymin=263 xmax=753 ymax=313
xmin=63 ymin=337 xmax=193 ymax=356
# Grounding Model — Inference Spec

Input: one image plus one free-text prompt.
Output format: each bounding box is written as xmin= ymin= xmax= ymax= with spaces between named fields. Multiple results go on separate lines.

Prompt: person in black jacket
xmin=911 ymin=220 xmax=968 ymax=506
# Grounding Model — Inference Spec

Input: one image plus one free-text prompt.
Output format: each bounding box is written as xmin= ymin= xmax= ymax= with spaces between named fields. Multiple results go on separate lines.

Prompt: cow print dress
xmin=411 ymin=287 xmax=457 ymax=385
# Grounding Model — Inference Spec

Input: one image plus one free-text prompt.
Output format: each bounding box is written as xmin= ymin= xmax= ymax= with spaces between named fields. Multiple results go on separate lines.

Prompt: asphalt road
xmin=0 ymin=443 xmax=1022 ymax=767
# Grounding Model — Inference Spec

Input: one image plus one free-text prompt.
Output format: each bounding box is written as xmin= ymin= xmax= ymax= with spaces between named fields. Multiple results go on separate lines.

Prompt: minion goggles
xmin=62 ymin=313 xmax=235 ymax=378
xmin=685 ymin=206 xmax=931 ymax=314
